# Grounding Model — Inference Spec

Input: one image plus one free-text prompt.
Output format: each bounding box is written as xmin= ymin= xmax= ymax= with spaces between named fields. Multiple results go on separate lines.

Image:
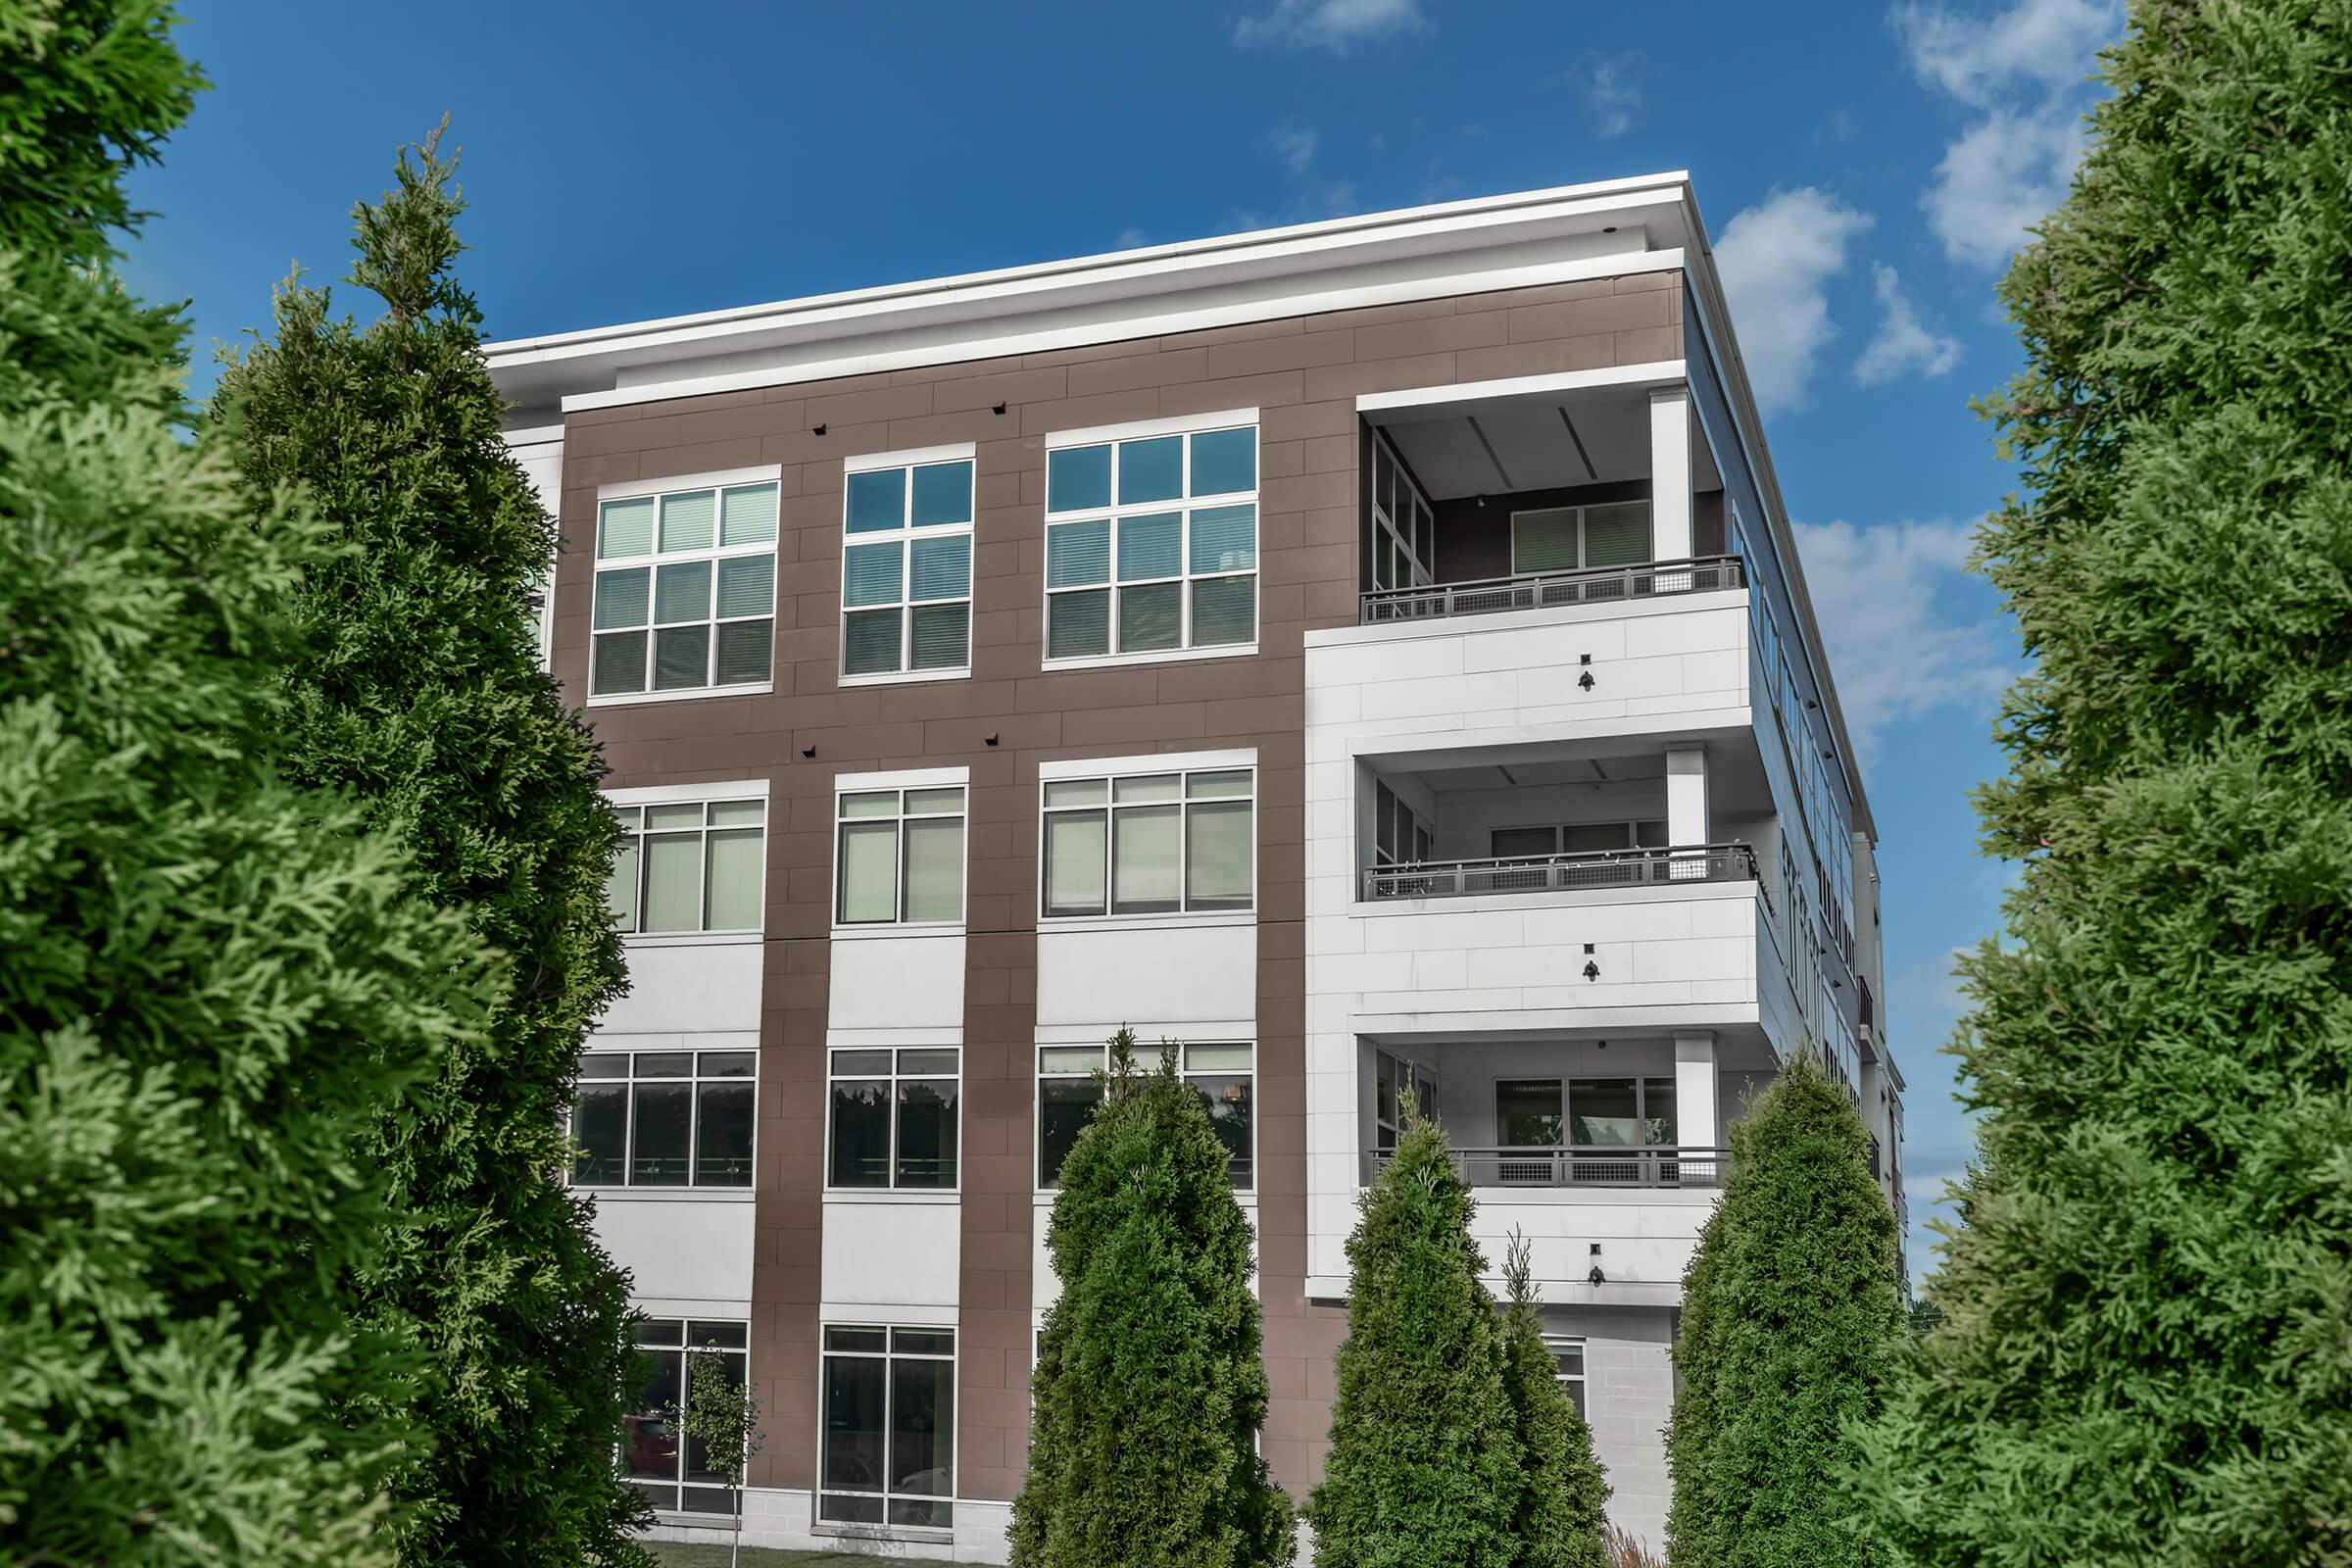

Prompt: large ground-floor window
xmin=624 ymin=1317 xmax=749 ymax=1514
xmin=819 ymin=1325 xmax=956 ymax=1529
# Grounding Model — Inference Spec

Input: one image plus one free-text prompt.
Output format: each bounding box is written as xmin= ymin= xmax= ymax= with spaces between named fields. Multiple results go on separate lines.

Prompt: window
xmin=1374 ymin=780 xmax=1433 ymax=865
xmin=1489 ymin=820 xmax=1667 ymax=859
xmin=625 ymin=1317 xmax=750 ymax=1514
xmin=608 ymin=798 xmax=766 ymax=934
xmin=1040 ymin=768 xmax=1252 ymax=917
xmin=842 ymin=453 xmax=975 ymax=679
xmin=1044 ymin=419 xmax=1257 ymax=660
xmin=571 ymin=1051 xmax=756 ymax=1188
xmin=1036 ymin=1041 xmax=1254 ymax=1189
xmin=1372 ymin=1048 xmax=1438 ymax=1152
xmin=1370 ymin=432 xmax=1434 ymax=592
xmin=836 ymin=786 xmax=966 ymax=925
xmin=828 ymin=1048 xmax=960 ymax=1190
xmin=1510 ymin=501 xmax=1653 ymax=576
xmin=1486 ymin=1077 xmax=1679 ymax=1149
xmin=592 ymin=478 xmax=778 ymax=697
xmin=821 ymin=1325 xmax=956 ymax=1529
xmin=1544 ymin=1335 xmax=1589 ymax=1422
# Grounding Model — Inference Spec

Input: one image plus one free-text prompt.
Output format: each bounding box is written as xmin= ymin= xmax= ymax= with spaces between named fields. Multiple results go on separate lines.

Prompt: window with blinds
xmin=1039 ymin=767 xmax=1253 ymax=917
xmin=1509 ymin=500 xmax=1654 ymax=576
xmin=592 ymin=479 xmax=778 ymax=699
xmin=1044 ymin=419 xmax=1258 ymax=662
xmin=835 ymin=784 xmax=967 ymax=926
xmin=842 ymin=452 xmax=975 ymax=680
xmin=606 ymin=797 xmax=766 ymax=934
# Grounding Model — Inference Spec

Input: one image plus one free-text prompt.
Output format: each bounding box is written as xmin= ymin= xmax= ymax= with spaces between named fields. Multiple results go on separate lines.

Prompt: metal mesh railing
xmin=1361 ymin=555 xmax=1745 ymax=624
xmin=1361 ymin=843 xmax=1759 ymax=901
xmin=1362 ymin=1145 xmax=1727 ymax=1189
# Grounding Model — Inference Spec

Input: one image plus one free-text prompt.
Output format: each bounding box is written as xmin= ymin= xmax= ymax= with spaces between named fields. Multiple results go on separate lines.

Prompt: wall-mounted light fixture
xmin=810 ymin=422 xmax=827 ymax=436
xmin=801 ymin=745 xmax=816 ymax=759
xmin=1583 ymin=958 xmax=1601 ymax=981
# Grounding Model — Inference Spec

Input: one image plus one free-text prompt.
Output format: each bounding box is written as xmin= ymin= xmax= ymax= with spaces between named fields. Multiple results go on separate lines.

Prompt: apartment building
xmin=486 ymin=172 xmax=1902 ymax=1560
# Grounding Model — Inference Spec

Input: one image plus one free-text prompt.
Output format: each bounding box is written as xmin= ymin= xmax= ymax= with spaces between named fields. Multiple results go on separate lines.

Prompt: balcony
xmin=1362 ymin=1144 xmax=1726 ymax=1188
xmin=1361 ymin=554 xmax=1744 ymax=625
xmin=1361 ymin=841 xmax=1760 ymax=902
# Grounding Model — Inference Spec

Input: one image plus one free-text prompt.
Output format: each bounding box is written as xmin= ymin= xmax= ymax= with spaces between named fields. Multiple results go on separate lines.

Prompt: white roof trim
xmin=1356 ymin=360 xmax=1685 ymax=416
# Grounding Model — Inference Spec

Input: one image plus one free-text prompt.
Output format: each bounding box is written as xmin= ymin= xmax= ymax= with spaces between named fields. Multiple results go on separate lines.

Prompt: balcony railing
xmin=1362 ymin=1145 xmax=1727 ymax=1189
xmin=1361 ymin=842 xmax=1759 ymax=902
xmin=1360 ymin=554 xmax=1745 ymax=624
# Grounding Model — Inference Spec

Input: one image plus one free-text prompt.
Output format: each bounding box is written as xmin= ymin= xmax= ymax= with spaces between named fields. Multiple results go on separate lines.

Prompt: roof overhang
xmin=483 ymin=172 xmax=1696 ymax=417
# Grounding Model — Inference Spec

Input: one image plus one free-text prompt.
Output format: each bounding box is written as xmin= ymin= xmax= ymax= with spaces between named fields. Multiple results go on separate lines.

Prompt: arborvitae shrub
xmin=1497 ymin=1233 xmax=1610 ymax=1568
xmin=0 ymin=9 xmax=497 ymax=1559
xmin=1664 ymin=1053 xmax=1902 ymax=1568
xmin=210 ymin=127 xmax=652 ymax=1567
xmin=1307 ymin=1113 xmax=1521 ymax=1568
xmin=1012 ymin=1031 xmax=1294 ymax=1568
xmin=1856 ymin=4 xmax=2352 ymax=1561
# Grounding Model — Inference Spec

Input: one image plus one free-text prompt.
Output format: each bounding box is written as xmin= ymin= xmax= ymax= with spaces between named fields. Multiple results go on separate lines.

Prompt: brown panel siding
xmin=556 ymin=271 xmax=1669 ymax=1506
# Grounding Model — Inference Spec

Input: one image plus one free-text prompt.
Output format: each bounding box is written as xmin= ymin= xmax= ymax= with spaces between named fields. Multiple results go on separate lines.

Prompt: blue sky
xmin=123 ymin=0 xmax=2125 ymax=1288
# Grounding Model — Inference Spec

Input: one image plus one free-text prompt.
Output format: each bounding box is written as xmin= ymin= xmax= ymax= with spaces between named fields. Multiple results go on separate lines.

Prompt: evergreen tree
xmin=1011 ymin=1031 xmax=1295 ymax=1568
xmin=1663 ymin=1053 xmax=1902 ymax=1568
xmin=1497 ymin=1234 xmax=1611 ymax=1568
xmin=1307 ymin=1111 xmax=1521 ymax=1568
xmin=0 ymin=6 xmax=499 ymax=1561
xmin=1855 ymin=6 xmax=2352 ymax=1560
xmin=209 ymin=127 xmax=652 ymax=1567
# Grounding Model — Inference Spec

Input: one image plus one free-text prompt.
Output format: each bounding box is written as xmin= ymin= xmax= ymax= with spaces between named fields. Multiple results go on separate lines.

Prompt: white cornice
xmin=484 ymin=172 xmax=1694 ymax=416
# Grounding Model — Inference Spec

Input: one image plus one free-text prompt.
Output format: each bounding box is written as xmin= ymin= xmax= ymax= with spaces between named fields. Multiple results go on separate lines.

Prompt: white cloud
xmin=1791 ymin=517 xmax=2014 ymax=758
xmin=1271 ymin=122 xmax=1318 ymax=175
xmin=1924 ymin=108 xmax=2087 ymax=267
xmin=1893 ymin=0 xmax=2117 ymax=267
xmin=1235 ymin=0 xmax=1424 ymax=52
xmin=1114 ymin=226 xmax=1152 ymax=250
xmin=1586 ymin=59 xmax=1640 ymax=139
xmin=1713 ymin=187 xmax=1874 ymax=415
xmin=1893 ymin=0 xmax=2118 ymax=105
xmin=1855 ymin=263 xmax=1962 ymax=384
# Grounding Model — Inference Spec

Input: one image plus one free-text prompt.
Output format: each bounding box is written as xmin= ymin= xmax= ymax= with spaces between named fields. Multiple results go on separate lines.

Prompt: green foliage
xmin=1307 ymin=1112 xmax=1521 ymax=1568
xmin=1012 ymin=1031 xmax=1296 ymax=1568
xmin=0 ymin=9 xmax=501 ymax=1561
xmin=676 ymin=1343 xmax=764 ymax=1493
xmin=1498 ymin=1234 xmax=1610 ymax=1568
xmin=0 ymin=0 xmax=201 ymax=267
xmin=208 ymin=125 xmax=653 ymax=1567
xmin=1853 ymin=5 xmax=2352 ymax=1562
xmin=1664 ymin=1054 xmax=1902 ymax=1568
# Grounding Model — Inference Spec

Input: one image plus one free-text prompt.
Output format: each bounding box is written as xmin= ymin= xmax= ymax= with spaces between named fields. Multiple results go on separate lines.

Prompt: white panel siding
xmin=1035 ymin=919 xmax=1257 ymax=1034
xmin=590 ymin=1194 xmax=755 ymax=1310
xmin=598 ymin=937 xmax=763 ymax=1037
xmin=821 ymin=1196 xmax=963 ymax=1310
xmin=829 ymin=929 xmax=967 ymax=1036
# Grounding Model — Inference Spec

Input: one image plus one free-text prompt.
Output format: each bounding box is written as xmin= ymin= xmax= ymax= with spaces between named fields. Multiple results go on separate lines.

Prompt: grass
xmin=644 ymin=1542 xmax=901 ymax=1567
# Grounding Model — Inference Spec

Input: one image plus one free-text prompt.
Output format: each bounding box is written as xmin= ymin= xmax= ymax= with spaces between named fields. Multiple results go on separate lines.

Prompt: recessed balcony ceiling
xmin=1414 ymin=753 xmax=1670 ymax=793
xmin=1369 ymin=383 xmax=1722 ymax=502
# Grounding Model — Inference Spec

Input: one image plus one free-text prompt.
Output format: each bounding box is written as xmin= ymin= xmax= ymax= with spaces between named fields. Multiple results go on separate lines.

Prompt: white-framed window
xmin=1370 ymin=430 xmax=1434 ymax=592
xmin=1510 ymin=501 xmax=1652 ymax=576
xmin=1040 ymin=766 xmax=1253 ymax=918
xmin=1372 ymin=1048 xmax=1437 ymax=1152
xmin=827 ymin=1047 xmax=960 ymax=1191
xmin=1035 ymin=1041 xmax=1254 ymax=1190
xmin=842 ymin=448 xmax=975 ymax=681
xmin=571 ymin=1049 xmax=756 ymax=1188
xmin=1044 ymin=414 xmax=1257 ymax=662
xmin=1489 ymin=819 xmax=1668 ymax=858
xmin=592 ymin=472 xmax=779 ymax=699
xmin=820 ymin=1324 xmax=956 ymax=1530
xmin=608 ymin=797 xmax=766 ymax=935
xmin=1543 ymin=1334 xmax=1589 ymax=1421
xmin=1373 ymin=779 xmax=1433 ymax=865
xmin=625 ymin=1316 xmax=750 ymax=1514
xmin=835 ymin=784 xmax=966 ymax=926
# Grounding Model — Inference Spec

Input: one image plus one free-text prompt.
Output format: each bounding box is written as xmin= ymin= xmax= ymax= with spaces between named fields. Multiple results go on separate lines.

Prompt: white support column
xmin=1648 ymin=383 xmax=1693 ymax=566
xmin=1666 ymin=744 xmax=1709 ymax=877
xmin=1674 ymin=1031 xmax=1721 ymax=1158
